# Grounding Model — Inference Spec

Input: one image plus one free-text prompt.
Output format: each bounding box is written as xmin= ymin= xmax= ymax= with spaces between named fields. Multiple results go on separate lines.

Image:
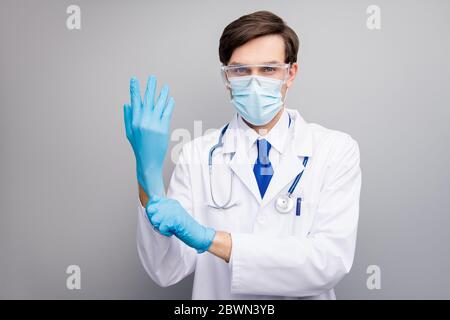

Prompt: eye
xmin=262 ymin=66 xmax=276 ymax=73
xmin=235 ymin=67 xmax=249 ymax=74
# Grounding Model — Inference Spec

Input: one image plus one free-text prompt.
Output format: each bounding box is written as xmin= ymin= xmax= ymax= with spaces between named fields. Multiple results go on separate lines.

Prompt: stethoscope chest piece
xmin=275 ymin=195 xmax=294 ymax=213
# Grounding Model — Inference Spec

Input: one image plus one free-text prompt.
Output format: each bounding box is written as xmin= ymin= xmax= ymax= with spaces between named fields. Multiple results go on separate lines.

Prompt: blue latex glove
xmin=123 ymin=76 xmax=174 ymax=198
xmin=146 ymin=195 xmax=216 ymax=253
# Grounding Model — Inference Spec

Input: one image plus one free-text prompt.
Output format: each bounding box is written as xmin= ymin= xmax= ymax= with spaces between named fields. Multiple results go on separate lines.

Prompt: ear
xmin=286 ymin=62 xmax=299 ymax=89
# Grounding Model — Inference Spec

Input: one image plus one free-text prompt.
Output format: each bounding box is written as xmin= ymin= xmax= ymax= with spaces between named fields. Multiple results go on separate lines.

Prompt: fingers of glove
xmin=130 ymin=77 xmax=142 ymax=124
xmin=158 ymin=222 xmax=173 ymax=237
xmin=123 ymin=104 xmax=134 ymax=143
xmin=149 ymin=194 xmax=161 ymax=203
xmin=144 ymin=75 xmax=157 ymax=112
xmin=149 ymin=211 xmax=165 ymax=229
xmin=154 ymin=84 xmax=169 ymax=116
xmin=146 ymin=205 xmax=158 ymax=218
xmin=161 ymin=96 xmax=175 ymax=124
xmin=130 ymin=77 xmax=142 ymax=107
xmin=146 ymin=195 xmax=162 ymax=217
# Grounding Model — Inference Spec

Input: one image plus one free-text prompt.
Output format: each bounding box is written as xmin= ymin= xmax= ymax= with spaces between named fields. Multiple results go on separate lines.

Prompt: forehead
xmin=229 ymin=34 xmax=285 ymax=65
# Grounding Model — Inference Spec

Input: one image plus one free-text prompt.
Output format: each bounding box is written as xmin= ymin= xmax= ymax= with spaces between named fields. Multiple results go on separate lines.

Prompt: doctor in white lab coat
xmin=125 ymin=11 xmax=361 ymax=300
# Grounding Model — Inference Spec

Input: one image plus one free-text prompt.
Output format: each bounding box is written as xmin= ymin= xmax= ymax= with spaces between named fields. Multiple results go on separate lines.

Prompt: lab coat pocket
xmin=291 ymin=198 xmax=317 ymax=238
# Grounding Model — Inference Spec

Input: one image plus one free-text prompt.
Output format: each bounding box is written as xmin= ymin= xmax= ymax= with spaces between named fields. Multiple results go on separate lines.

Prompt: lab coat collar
xmin=221 ymin=108 xmax=313 ymax=206
xmin=287 ymin=108 xmax=313 ymax=158
xmin=222 ymin=108 xmax=312 ymax=157
xmin=236 ymin=108 xmax=290 ymax=155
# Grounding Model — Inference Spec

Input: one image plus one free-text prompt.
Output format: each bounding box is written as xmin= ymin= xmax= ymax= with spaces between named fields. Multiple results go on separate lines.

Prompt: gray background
xmin=1 ymin=0 xmax=449 ymax=299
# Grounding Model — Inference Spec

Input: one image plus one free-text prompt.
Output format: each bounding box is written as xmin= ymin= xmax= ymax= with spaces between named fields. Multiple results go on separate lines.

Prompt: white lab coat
xmin=136 ymin=108 xmax=361 ymax=300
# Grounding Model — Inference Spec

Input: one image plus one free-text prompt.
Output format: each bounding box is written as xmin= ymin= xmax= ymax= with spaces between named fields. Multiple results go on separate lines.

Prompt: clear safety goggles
xmin=221 ymin=63 xmax=291 ymax=87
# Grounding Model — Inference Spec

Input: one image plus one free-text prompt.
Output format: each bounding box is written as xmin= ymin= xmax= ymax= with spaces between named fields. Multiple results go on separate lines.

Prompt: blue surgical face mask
xmin=229 ymin=75 xmax=286 ymax=126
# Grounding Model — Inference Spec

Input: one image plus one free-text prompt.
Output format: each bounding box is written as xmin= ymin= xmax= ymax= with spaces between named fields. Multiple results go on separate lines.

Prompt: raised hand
xmin=124 ymin=75 xmax=175 ymax=198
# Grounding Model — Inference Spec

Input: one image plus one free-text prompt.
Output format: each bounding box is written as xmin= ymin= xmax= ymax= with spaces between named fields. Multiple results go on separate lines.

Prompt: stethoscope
xmin=208 ymin=114 xmax=309 ymax=214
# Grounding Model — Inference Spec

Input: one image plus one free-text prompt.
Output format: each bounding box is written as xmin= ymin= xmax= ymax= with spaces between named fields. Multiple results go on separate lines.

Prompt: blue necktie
xmin=253 ymin=139 xmax=274 ymax=199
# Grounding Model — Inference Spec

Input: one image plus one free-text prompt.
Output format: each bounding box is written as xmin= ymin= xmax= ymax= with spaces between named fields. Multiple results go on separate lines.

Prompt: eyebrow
xmin=228 ymin=60 xmax=283 ymax=66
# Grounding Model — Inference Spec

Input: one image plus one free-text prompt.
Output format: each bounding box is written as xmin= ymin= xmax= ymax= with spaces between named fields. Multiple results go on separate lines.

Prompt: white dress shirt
xmin=236 ymin=108 xmax=292 ymax=172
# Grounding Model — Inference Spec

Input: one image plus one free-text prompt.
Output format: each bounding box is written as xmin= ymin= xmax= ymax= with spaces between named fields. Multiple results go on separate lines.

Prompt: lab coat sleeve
xmin=136 ymin=147 xmax=198 ymax=288
xmin=230 ymin=134 xmax=362 ymax=297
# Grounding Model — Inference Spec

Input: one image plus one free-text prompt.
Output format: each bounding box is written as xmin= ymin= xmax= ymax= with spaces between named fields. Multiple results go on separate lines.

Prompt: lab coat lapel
xmin=260 ymin=147 xmax=305 ymax=207
xmin=228 ymin=146 xmax=262 ymax=205
xmin=222 ymin=114 xmax=262 ymax=205
xmin=261 ymin=109 xmax=313 ymax=207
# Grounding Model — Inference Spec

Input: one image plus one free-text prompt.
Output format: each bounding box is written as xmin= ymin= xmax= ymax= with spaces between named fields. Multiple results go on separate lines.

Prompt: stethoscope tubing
xmin=208 ymin=114 xmax=308 ymax=211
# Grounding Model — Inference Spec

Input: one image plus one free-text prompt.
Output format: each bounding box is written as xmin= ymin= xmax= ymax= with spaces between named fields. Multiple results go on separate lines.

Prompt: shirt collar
xmin=222 ymin=108 xmax=312 ymax=157
xmin=236 ymin=108 xmax=290 ymax=154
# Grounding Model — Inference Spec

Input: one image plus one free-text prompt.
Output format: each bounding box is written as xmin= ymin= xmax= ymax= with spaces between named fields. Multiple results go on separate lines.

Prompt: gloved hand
xmin=123 ymin=76 xmax=174 ymax=198
xmin=146 ymin=195 xmax=216 ymax=253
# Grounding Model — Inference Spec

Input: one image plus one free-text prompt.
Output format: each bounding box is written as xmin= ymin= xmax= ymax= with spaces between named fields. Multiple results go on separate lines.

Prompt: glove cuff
xmin=196 ymin=227 xmax=216 ymax=254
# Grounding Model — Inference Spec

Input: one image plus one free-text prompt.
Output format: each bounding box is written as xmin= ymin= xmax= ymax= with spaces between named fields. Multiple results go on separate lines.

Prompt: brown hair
xmin=219 ymin=11 xmax=299 ymax=65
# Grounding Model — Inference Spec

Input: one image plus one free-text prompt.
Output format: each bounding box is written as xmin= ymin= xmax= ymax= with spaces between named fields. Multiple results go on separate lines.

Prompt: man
xmin=124 ymin=11 xmax=361 ymax=299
